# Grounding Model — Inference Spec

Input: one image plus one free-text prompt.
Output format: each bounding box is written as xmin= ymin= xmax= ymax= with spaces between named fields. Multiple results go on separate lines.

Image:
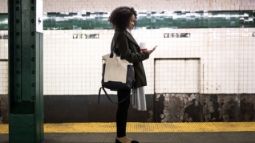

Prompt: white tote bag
xmin=101 ymin=53 xmax=135 ymax=91
xmin=98 ymin=53 xmax=135 ymax=104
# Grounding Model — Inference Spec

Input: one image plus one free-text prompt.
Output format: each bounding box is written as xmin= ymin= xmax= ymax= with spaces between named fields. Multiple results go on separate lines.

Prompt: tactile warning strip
xmin=1 ymin=122 xmax=255 ymax=134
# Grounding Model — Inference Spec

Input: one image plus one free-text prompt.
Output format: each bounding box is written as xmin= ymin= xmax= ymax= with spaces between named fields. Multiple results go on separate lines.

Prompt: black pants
xmin=116 ymin=89 xmax=131 ymax=137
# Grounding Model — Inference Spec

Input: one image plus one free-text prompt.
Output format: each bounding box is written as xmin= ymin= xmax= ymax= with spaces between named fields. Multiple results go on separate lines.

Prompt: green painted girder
xmin=8 ymin=0 xmax=44 ymax=143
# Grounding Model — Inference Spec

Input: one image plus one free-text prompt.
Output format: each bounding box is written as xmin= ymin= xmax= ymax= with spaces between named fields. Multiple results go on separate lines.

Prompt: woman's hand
xmin=140 ymin=46 xmax=157 ymax=54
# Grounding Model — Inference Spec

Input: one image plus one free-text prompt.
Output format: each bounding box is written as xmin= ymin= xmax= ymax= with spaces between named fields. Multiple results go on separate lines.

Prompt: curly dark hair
xmin=109 ymin=7 xmax=137 ymax=30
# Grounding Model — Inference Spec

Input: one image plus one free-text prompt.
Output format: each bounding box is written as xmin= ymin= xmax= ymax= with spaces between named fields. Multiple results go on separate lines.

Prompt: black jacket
xmin=111 ymin=29 xmax=150 ymax=88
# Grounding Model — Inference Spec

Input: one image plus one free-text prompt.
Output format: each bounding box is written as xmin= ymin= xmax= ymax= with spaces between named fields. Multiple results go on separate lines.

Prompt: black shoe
xmin=115 ymin=139 xmax=139 ymax=143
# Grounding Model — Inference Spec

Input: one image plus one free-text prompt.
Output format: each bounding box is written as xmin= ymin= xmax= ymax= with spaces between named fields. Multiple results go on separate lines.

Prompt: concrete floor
xmin=1 ymin=132 xmax=255 ymax=143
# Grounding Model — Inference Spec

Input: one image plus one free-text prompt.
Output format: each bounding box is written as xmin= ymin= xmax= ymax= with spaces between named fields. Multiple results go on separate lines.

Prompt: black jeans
xmin=116 ymin=89 xmax=131 ymax=137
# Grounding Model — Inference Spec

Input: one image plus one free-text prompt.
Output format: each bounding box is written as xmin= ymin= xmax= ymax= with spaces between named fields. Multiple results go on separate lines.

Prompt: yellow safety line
xmin=1 ymin=122 xmax=255 ymax=134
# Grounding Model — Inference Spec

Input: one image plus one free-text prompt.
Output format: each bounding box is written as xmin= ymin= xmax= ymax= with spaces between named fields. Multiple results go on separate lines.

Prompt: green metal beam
xmin=8 ymin=0 xmax=44 ymax=142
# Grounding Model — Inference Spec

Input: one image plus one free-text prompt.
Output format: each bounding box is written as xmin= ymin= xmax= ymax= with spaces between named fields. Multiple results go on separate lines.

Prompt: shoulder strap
xmin=110 ymin=31 xmax=131 ymax=58
xmin=110 ymin=37 xmax=116 ymax=58
xmin=98 ymin=87 xmax=129 ymax=104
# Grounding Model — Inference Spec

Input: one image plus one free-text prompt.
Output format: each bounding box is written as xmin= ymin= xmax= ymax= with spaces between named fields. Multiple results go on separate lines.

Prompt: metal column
xmin=8 ymin=0 xmax=44 ymax=143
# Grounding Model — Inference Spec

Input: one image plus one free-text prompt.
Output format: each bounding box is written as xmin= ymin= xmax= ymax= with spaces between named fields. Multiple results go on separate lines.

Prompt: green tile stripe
xmin=0 ymin=10 xmax=254 ymax=30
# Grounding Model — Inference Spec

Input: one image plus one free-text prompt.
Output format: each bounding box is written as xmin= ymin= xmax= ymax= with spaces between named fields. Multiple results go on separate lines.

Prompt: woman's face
xmin=127 ymin=14 xmax=136 ymax=30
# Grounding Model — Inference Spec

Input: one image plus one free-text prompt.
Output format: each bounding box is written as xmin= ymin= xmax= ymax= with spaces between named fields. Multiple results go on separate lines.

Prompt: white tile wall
xmin=1 ymin=0 xmax=255 ymax=95
xmin=1 ymin=0 xmax=255 ymax=13
xmin=43 ymin=30 xmax=113 ymax=95
xmin=42 ymin=28 xmax=255 ymax=95
xmin=0 ymin=31 xmax=8 ymax=95
xmin=0 ymin=62 xmax=8 ymax=95
xmin=0 ymin=31 xmax=8 ymax=60
xmin=155 ymin=59 xmax=200 ymax=93
xmin=0 ymin=0 xmax=7 ymax=13
xmin=42 ymin=0 xmax=254 ymax=12
xmin=1 ymin=28 xmax=255 ymax=95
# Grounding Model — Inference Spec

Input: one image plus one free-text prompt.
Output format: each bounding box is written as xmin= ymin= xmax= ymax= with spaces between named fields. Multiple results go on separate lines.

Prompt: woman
xmin=109 ymin=7 xmax=156 ymax=143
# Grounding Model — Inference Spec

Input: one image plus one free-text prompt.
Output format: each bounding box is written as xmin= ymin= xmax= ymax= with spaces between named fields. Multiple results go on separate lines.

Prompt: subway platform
xmin=1 ymin=122 xmax=255 ymax=143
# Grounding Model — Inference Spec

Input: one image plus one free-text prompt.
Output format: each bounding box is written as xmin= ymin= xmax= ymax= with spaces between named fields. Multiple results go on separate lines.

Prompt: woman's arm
xmin=117 ymin=32 xmax=149 ymax=63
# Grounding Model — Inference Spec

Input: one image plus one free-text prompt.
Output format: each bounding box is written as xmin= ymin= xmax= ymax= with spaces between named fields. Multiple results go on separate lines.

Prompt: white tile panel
xmin=1 ymin=0 xmax=255 ymax=13
xmin=0 ymin=31 xmax=8 ymax=60
xmin=155 ymin=59 xmax=200 ymax=93
xmin=0 ymin=0 xmax=7 ymax=13
xmin=0 ymin=62 xmax=8 ymax=94
xmin=1 ymin=28 xmax=255 ymax=95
